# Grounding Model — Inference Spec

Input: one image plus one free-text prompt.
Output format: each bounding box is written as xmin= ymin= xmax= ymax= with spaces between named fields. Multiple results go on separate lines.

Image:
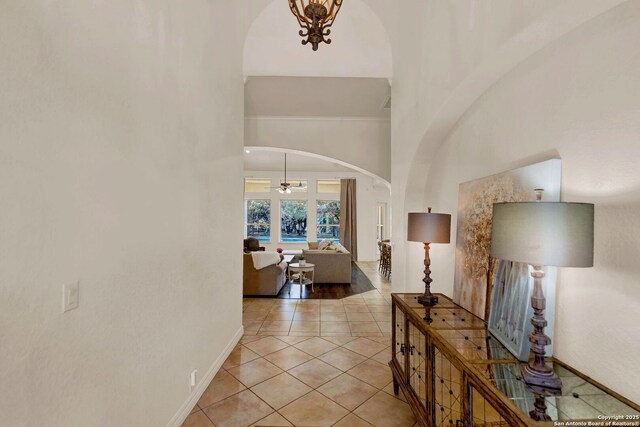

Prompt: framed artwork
xmin=453 ymin=159 xmax=561 ymax=360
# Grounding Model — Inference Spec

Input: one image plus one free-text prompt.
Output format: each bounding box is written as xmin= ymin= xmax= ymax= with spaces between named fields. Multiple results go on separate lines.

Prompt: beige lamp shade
xmin=407 ymin=212 xmax=451 ymax=243
xmin=491 ymin=202 xmax=594 ymax=267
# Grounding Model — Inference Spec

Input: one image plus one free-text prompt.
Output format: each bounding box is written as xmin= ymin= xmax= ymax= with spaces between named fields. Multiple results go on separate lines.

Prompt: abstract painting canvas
xmin=453 ymin=159 xmax=561 ymax=321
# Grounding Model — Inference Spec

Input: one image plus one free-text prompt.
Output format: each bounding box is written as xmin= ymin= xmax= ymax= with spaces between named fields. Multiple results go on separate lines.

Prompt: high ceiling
xmin=245 ymin=76 xmax=390 ymax=118
xmin=244 ymin=0 xmax=392 ymax=78
xmin=244 ymin=150 xmax=354 ymax=172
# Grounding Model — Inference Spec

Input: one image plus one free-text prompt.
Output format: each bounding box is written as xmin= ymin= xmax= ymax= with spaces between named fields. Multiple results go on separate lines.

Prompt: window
xmin=286 ymin=180 xmax=308 ymax=193
xmin=280 ymin=200 xmax=307 ymax=242
xmin=245 ymin=199 xmax=271 ymax=242
xmin=376 ymin=203 xmax=386 ymax=241
xmin=244 ymin=178 xmax=271 ymax=193
xmin=317 ymin=200 xmax=340 ymax=240
xmin=317 ymin=179 xmax=341 ymax=193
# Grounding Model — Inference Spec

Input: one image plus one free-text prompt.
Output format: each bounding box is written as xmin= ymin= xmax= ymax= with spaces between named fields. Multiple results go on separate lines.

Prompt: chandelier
xmin=288 ymin=0 xmax=344 ymax=51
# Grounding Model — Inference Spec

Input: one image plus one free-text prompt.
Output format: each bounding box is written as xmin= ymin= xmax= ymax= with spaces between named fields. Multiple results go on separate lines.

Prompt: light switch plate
xmin=63 ymin=281 xmax=79 ymax=313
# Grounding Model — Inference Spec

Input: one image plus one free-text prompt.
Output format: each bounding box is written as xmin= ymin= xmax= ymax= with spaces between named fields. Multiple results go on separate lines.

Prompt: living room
xmin=2 ymin=1 xmax=640 ymax=427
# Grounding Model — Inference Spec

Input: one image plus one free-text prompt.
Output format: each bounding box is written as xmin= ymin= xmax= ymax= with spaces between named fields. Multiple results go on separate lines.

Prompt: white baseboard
xmin=166 ymin=325 xmax=244 ymax=427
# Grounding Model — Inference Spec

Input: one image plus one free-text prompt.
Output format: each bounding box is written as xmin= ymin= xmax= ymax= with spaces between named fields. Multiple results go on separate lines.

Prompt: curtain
xmin=339 ymin=178 xmax=357 ymax=260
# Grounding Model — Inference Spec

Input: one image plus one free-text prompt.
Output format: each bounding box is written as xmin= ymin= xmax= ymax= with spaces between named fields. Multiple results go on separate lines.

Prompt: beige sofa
xmin=243 ymin=253 xmax=287 ymax=296
xmin=302 ymin=244 xmax=352 ymax=284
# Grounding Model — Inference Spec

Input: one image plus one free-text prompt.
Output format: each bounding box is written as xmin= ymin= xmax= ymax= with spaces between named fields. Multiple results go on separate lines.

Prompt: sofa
xmin=302 ymin=241 xmax=352 ymax=284
xmin=243 ymin=252 xmax=287 ymax=296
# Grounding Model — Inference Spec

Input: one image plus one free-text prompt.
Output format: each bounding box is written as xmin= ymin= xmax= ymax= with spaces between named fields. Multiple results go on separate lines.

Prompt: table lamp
xmin=407 ymin=208 xmax=451 ymax=306
xmin=491 ymin=196 xmax=594 ymax=390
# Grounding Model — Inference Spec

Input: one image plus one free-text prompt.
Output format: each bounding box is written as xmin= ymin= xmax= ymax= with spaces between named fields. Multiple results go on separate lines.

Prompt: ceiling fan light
xmin=278 ymin=188 xmax=285 ymax=194
xmin=286 ymin=188 xmax=292 ymax=194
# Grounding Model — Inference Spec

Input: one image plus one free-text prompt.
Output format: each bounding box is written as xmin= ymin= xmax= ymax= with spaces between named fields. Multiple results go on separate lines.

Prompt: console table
xmin=389 ymin=293 xmax=639 ymax=426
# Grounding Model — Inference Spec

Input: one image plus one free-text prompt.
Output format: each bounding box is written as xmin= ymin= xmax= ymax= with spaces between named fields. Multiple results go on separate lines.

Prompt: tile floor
xmin=183 ymin=262 xmax=417 ymax=427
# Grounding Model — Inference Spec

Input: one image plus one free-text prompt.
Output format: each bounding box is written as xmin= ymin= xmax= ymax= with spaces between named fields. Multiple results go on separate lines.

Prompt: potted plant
xmin=298 ymin=254 xmax=306 ymax=266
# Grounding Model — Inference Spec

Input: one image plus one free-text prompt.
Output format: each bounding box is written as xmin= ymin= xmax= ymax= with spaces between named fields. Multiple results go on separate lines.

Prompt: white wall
xmin=244 ymin=171 xmax=390 ymax=262
xmin=245 ymin=117 xmax=391 ymax=183
xmin=0 ymin=2 xmax=246 ymax=426
xmin=403 ymin=2 xmax=640 ymax=403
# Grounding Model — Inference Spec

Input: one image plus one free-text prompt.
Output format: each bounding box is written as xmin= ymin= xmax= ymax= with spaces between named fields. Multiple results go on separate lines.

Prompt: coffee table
xmin=287 ymin=262 xmax=315 ymax=297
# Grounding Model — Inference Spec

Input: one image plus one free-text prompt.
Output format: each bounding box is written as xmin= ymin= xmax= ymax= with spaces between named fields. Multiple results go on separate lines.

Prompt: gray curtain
xmin=339 ymin=178 xmax=357 ymax=260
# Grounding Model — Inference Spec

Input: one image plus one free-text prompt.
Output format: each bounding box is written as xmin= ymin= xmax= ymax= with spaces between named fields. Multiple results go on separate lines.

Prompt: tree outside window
xmin=317 ymin=200 xmax=340 ymax=240
xmin=246 ymin=199 xmax=271 ymax=242
xmin=281 ymin=200 xmax=307 ymax=242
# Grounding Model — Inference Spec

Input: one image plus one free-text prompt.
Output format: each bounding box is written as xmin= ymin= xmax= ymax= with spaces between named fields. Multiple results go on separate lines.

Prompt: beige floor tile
xmin=297 ymin=299 xmax=320 ymax=305
xmin=227 ymin=358 xmax=283 ymax=387
xmin=279 ymin=391 xmax=349 ymax=427
xmin=295 ymin=304 xmax=320 ymax=313
xmin=264 ymin=346 xmax=314 ymax=370
xmin=372 ymin=311 xmax=392 ymax=322
xmin=244 ymin=311 xmax=269 ymax=321
xmin=382 ymin=381 xmax=407 ymax=402
xmin=245 ymin=305 xmax=273 ymax=313
xmin=240 ymin=335 xmax=263 ymax=344
xmin=294 ymin=337 xmax=338 ymax=356
xmin=269 ymin=305 xmax=298 ymax=313
xmin=252 ymin=412 xmax=293 ymax=426
xmin=250 ymin=372 xmax=313 ymax=409
xmin=320 ymin=300 xmax=343 ymax=305
xmin=203 ymin=390 xmax=273 ymax=427
xmin=289 ymin=331 xmax=318 ymax=336
xmin=347 ymin=312 xmax=376 ymax=322
xmin=368 ymin=336 xmax=392 ymax=345
xmin=293 ymin=311 xmax=320 ymax=321
xmin=197 ymin=370 xmax=246 ymax=408
xmin=259 ymin=320 xmax=292 ymax=333
xmin=318 ymin=347 xmax=367 ymax=371
xmin=275 ymin=335 xmax=312 ymax=345
xmin=377 ymin=321 xmax=392 ymax=334
xmin=344 ymin=304 xmax=371 ymax=313
xmin=317 ymin=374 xmax=378 ymax=410
xmin=322 ymin=336 xmax=358 ymax=346
xmin=367 ymin=305 xmax=391 ymax=313
xmin=332 ymin=413 xmax=373 ymax=427
xmin=181 ymin=410 xmax=214 ymax=427
xmin=347 ymin=359 xmax=393 ymax=389
xmin=352 ymin=331 xmax=384 ymax=337
xmin=266 ymin=311 xmax=295 ymax=321
xmin=320 ymin=305 xmax=346 ymax=313
xmin=343 ymin=338 xmax=388 ymax=357
xmin=290 ymin=321 xmax=320 ymax=333
xmin=320 ymin=321 xmax=351 ymax=335
xmin=349 ymin=322 xmax=383 ymax=335
xmin=244 ymin=336 xmax=290 ymax=356
xmin=354 ymin=391 xmax=416 ymax=427
xmin=257 ymin=331 xmax=284 ymax=336
xmin=371 ymin=348 xmax=391 ymax=365
xmin=320 ymin=312 xmax=348 ymax=322
xmin=288 ymin=359 xmax=342 ymax=388
xmin=243 ymin=321 xmax=263 ymax=334
xmin=222 ymin=345 xmax=261 ymax=369
xmin=189 ymin=405 xmax=200 ymax=415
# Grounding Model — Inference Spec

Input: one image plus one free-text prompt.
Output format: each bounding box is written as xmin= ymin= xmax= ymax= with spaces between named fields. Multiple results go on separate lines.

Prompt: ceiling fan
xmin=272 ymin=153 xmax=307 ymax=194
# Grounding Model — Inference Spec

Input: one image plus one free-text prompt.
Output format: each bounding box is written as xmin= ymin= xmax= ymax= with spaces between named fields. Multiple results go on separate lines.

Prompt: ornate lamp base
xmin=522 ymin=266 xmax=562 ymax=390
xmin=417 ymin=293 xmax=438 ymax=306
xmin=418 ymin=242 xmax=438 ymax=307
xmin=521 ymin=362 xmax=562 ymax=390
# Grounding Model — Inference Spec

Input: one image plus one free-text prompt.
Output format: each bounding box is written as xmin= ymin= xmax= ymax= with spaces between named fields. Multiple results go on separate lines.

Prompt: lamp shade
xmin=491 ymin=202 xmax=594 ymax=267
xmin=407 ymin=212 xmax=451 ymax=243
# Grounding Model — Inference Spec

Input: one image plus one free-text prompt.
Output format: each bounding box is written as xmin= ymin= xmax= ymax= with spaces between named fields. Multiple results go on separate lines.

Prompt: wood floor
xmin=277 ymin=262 xmax=376 ymax=300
